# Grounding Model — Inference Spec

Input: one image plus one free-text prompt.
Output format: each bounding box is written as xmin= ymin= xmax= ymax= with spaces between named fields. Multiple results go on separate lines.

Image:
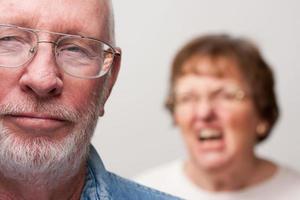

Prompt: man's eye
xmin=0 ymin=35 xmax=26 ymax=52
xmin=0 ymin=36 xmax=20 ymax=42
xmin=0 ymin=36 xmax=13 ymax=41
xmin=59 ymin=44 xmax=92 ymax=57
xmin=62 ymin=45 xmax=85 ymax=52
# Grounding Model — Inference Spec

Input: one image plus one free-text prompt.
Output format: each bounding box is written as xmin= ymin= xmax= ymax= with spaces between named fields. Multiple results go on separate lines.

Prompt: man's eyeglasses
xmin=0 ymin=24 xmax=120 ymax=79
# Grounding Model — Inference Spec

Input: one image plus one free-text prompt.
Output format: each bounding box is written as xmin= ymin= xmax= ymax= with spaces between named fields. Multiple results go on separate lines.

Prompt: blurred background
xmin=92 ymin=0 xmax=300 ymax=178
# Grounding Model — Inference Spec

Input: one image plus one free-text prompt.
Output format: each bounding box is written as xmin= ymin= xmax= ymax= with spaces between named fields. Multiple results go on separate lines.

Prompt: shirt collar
xmin=80 ymin=145 xmax=111 ymax=200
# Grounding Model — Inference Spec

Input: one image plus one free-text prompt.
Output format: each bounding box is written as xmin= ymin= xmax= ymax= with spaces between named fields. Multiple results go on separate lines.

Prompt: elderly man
xmin=0 ymin=0 xmax=180 ymax=199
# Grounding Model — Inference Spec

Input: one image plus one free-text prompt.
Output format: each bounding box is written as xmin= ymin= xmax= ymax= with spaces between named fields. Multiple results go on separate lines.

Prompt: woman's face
xmin=173 ymin=56 xmax=263 ymax=170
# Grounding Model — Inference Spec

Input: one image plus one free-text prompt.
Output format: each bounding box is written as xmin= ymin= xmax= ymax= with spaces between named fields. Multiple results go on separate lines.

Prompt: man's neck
xmin=0 ymin=164 xmax=86 ymax=200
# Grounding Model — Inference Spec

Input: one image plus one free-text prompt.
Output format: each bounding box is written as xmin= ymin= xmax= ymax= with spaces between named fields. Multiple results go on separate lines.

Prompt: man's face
xmin=0 ymin=0 xmax=118 ymax=183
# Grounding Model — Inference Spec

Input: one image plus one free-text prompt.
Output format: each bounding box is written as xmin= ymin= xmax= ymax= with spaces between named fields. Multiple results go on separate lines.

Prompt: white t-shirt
xmin=135 ymin=160 xmax=300 ymax=200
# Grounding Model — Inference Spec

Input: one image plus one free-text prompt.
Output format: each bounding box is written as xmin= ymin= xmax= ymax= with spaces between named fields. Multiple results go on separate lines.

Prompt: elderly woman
xmin=136 ymin=34 xmax=300 ymax=199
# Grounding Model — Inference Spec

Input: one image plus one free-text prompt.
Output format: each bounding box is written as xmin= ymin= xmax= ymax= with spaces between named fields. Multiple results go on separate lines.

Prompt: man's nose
xmin=19 ymin=44 xmax=63 ymax=98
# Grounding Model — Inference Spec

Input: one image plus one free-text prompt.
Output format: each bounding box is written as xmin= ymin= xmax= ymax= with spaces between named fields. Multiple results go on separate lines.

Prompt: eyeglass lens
xmin=0 ymin=25 xmax=115 ymax=78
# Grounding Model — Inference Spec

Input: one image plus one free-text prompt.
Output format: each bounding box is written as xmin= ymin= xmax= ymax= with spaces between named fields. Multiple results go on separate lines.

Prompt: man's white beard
xmin=0 ymin=99 xmax=100 ymax=187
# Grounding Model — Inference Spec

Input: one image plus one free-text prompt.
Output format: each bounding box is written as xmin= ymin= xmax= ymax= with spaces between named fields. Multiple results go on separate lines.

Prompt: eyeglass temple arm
xmin=104 ymin=49 xmax=121 ymax=57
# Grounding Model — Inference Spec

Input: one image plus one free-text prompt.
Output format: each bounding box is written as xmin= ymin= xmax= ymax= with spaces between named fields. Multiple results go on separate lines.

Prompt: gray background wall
xmin=92 ymin=0 xmax=300 ymax=178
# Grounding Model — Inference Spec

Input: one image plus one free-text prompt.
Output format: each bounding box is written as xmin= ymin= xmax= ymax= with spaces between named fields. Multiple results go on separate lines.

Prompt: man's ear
xmin=107 ymin=47 xmax=121 ymax=95
xmin=99 ymin=48 xmax=121 ymax=116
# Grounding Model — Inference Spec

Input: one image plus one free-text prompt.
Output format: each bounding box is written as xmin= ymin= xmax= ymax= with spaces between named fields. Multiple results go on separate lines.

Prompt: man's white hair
xmin=0 ymin=0 xmax=117 ymax=188
xmin=104 ymin=0 xmax=115 ymax=45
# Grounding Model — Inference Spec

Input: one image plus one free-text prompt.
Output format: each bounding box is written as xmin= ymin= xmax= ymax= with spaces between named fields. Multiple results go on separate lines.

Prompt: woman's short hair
xmin=165 ymin=34 xmax=279 ymax=143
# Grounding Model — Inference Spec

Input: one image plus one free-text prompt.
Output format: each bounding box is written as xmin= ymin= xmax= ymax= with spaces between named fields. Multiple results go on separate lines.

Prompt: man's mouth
xmin=8 ymin=113 xmax=66 ymax=121
xmin=2 ymin=113 xmax=70 ymax=134
xmin=198 ymin=128 xmax=223 ymax=141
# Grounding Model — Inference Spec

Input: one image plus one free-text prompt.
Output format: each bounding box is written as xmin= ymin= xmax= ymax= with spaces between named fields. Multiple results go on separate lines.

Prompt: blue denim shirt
xmin=80 ymin=146 xmax=182 ymax=200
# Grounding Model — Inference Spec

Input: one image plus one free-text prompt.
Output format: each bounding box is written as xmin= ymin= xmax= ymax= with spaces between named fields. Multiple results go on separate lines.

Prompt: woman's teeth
xmin=198 ymin=129 xmax=222 ymax=141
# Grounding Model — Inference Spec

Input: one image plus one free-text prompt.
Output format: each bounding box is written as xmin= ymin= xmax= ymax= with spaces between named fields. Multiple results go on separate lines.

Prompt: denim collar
xmin=80 ymin=145 xmax=111 ymax=200
xmin=80 ymin=145 xmax=182 ymax=200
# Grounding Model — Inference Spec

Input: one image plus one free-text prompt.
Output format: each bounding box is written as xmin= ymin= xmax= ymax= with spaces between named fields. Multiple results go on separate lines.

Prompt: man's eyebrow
xmin=54 ymin=23 xmax=93 ymax=37
xmin=0 ymin=16 xmax=37 ymax=28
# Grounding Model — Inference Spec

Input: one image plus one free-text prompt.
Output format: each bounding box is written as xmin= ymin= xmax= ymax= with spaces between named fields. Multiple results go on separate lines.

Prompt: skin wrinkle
xmin=0 ymin=2 xmax=115 ymax=50
xmin=0 ymin=0 xmax=109 ymax=41
xmin=0 ymin=0 xmax=119 ymax=199
xmin=172 ymin=56 xmax=276 ymax=192
xmin=0 ymin=97 xmax=81 ymax=122
xmin=0 ymin=90 xmax=100 ymax=187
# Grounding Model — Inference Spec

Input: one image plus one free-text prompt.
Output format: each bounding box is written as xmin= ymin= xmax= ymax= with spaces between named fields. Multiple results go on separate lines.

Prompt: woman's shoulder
xmin=253 ymin=164 xmax=300 ymax=198
xmin=275 ymin=165 xmax=300 ymax=184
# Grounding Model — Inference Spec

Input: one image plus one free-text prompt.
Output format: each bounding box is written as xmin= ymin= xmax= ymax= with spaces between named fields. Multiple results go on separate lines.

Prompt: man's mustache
xmin=0 ymin=102 xmax=81 ymax=123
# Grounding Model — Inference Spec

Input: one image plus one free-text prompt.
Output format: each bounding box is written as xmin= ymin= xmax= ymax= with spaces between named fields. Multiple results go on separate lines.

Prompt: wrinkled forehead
xmin=172 ymin=54 xmax=251 ymax=94
xmin=178 ymin=54 xmax=244 ymax=80
xmin=0 ymin=0 xmax=109 ymax=40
